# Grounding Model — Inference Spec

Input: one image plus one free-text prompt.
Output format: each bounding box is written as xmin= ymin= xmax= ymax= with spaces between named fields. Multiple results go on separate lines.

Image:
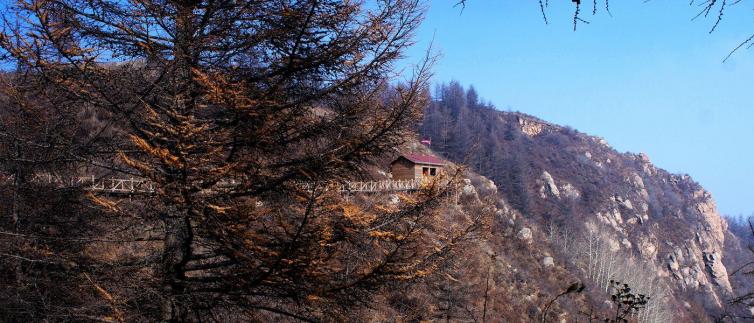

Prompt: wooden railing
xmin=85 ymin=176 xmax=156 ymax=194
xmin=339 ymin=179 xmax=419 ymax=192
xmin=0 ymin=173 xmax=157 ymax=194
xmin=2 ymin=173 xmax=421 ymax=195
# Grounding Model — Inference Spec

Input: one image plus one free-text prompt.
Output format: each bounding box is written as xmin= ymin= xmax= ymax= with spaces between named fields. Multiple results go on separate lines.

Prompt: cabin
xmin=390 ymin=153 xmax=446 ymax=181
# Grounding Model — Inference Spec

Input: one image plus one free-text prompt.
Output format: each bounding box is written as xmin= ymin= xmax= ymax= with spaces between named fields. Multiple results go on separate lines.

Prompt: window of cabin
xmin=430 ymin=168 xmax=437 ymax=176
xmin=422 ymin=167 xmax=429 ymax=176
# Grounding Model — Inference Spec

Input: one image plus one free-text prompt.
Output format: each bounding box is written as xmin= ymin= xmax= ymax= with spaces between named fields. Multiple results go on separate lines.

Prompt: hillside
xmin=419 ymin=82 xmax=753 ymax=321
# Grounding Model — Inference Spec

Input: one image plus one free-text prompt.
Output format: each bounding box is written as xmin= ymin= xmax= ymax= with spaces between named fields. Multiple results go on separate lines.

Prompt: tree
xmin=0 ymin=0 xmax=483 ymax=321
xmin=604 ymin=280 xmax=650 ymax=323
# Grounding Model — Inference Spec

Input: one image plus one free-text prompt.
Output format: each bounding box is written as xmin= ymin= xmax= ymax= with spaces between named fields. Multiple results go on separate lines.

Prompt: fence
xmin=339 ymin=179 xmax=419 ymax=193
xmin=1 ymin=173 xmax=156 ymax=194
xmin=2 ymin=173 xmax=420 ymax=195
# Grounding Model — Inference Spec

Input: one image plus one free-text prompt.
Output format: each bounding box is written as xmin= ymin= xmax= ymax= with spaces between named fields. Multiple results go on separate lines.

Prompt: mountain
xmin=417 ymin=82 xmax=752 ymax=321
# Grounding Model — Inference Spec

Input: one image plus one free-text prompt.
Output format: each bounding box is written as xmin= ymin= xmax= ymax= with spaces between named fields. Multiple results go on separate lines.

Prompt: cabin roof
xmin=393 ymin=153 xmax=446 ymax=166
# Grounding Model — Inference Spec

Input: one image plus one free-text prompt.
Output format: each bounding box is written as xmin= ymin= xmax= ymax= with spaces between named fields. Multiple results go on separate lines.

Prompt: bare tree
xmin=546 ymin=221 xmax=672 ymax=323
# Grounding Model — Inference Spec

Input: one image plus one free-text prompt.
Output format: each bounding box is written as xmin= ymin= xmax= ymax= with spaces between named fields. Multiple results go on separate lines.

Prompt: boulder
xmin=561 ymin=183 xmax=581 ymax=200
xmin=667 ymin=254 xmax=680 ymax=272
xmin=639 ymin=238 xmax=657 ymax=260
xmin=621 ymin=238 xmax=632 ymax=249
xmin=611 ymin=209 xmax=623 ymax=225
xmin=620 ymin=199 xmax=634 ymax=210
xmin=482 ymin=180 xmax=498 ymax=194
xmin=517 ymin=227 xmax=533 ymax=243
xmin=541 ymin=171 xmax=560 ymax=198
xmin=630 ymin=173 xmax=645 ymax=189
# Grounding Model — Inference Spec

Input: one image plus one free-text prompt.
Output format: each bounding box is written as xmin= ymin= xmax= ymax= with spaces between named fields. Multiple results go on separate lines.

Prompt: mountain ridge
xmin=418 ymin=82 xmax=750 ymax=320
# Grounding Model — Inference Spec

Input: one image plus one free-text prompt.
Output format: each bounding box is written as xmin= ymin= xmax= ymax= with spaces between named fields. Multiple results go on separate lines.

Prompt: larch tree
xmin=0 ymin=0 xmax=484 ymax=321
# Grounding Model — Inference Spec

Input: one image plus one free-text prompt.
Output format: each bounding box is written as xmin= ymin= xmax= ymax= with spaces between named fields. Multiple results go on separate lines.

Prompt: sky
xmin=401 ymin=1 xmax=754 ymax=216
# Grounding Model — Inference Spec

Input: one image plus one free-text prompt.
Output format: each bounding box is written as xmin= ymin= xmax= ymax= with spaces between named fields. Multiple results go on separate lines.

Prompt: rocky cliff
xmin=419 ymin=82 xmax=749 ymax=321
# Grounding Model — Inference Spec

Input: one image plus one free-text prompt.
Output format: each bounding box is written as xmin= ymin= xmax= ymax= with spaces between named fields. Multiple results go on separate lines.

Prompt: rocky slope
xmin=366 ymin=146 xmax=591 ymax=322
xmin=418 ymin=82 xmax=751 ymax=321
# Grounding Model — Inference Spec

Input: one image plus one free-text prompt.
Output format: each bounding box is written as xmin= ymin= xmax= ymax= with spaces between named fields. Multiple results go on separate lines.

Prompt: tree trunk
xmin=161 ymin=209 xmax=193 ymax=321
xmin=161 ymin=4 xmax=196 ymax=320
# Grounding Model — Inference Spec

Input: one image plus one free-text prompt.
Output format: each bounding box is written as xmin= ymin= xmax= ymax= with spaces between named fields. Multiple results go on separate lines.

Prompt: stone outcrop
xmin=461 ymin=179 xmax=476 ymax=197
xmin=560 ymin=183 xmax=581 ymax=200
xmin=517 ymin=227 xmax=533 ymax=243
xmin=704 ymin=251 xmax=732 ymax=293
xmin=518 ymin=116 xmax=546 ymax=137
xmin=539 ymin=171 xmax=560 ymax=199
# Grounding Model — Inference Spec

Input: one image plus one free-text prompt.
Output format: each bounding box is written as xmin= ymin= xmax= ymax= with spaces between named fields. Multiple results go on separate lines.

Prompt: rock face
xmin=658 ymin=189 xmax=734 ymax=306
xmin=518 ymin=116 xmax=546 ymax=137
xmin=704 ymin=252 xmax=732 ymax=293
xmin=421 ymin=106 xmax=740 ymax=320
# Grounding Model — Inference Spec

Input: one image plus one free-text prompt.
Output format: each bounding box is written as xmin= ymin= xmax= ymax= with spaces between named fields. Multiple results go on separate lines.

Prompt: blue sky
xmin=402 ymin=1 xmax=754 ymax=216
